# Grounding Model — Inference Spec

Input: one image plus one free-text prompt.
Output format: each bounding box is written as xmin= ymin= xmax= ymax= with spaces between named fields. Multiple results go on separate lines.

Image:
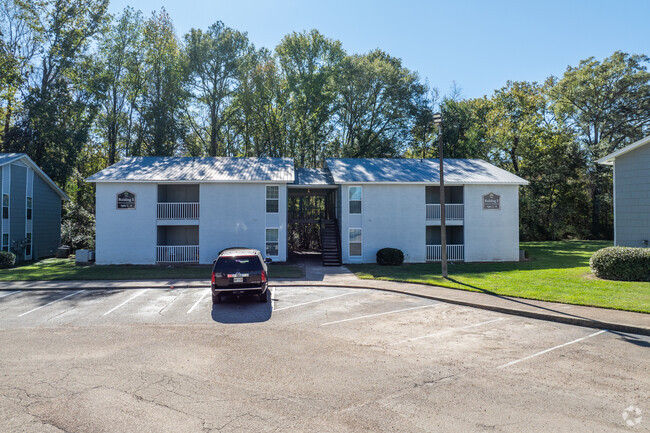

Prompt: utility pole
xmin=433 ymin=112 xmax=447 ymax=278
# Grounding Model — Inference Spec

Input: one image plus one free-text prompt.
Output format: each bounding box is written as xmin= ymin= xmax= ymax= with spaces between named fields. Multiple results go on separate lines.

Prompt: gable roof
xmin=325 ymin=158 xmax=528 ymax=185
xmin=293 ymin=168 xmax=335 ymax=186
xmin=0 ymin=153 xmax=68 ymax=200
xmin=87 ymin=157 xmax=295 ymax=183
xmin=597 ymin=135 xmax=650 ymax=165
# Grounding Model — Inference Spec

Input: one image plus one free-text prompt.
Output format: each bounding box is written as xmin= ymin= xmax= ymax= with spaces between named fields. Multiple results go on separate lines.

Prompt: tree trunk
xmin=2 ymin=98 xmax=11 ymax=152
xmin=510 ymin=136 xmax=520 ymax=175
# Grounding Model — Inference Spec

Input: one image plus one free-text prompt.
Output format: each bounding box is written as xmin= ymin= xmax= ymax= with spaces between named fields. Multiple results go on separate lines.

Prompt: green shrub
xmin=0 ymin=251 xmax=16 ymax=269
xmin=376 ymin=248 xmax=404 ymax=266
xmin=589 ymin=247 xmax=650 ymax=282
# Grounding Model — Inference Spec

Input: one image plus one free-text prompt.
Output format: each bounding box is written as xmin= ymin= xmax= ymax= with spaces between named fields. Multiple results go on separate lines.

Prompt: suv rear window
xmin=214 ymin=256 xmax=262 ymax=273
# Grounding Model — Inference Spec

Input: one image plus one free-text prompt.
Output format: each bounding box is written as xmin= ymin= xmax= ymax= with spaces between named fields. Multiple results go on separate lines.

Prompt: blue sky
xmin=107 ymin=0 xmax=650 ymax=99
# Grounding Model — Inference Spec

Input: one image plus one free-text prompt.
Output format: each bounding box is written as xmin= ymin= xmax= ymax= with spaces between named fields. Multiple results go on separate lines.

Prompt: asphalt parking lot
xmin=0 ymin=285 xmax=648 ymax=432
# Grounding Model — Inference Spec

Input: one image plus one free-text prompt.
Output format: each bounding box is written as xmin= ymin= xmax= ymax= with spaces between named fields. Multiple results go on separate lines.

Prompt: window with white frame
xmin=349 ymin=228 xmax=362 ymax=256
xmin=266 ymin=228 xmax=279 ymax=257
xmin=25 ymin=233 xmax=31 ymax=257
xmin=2 ymin=194 xmax=8 ymax=219
xmin=2 ymin=234 xmax=8 ymax=252
xmin=26 ymin=197 xmax=32 ymax=220
xmin=266 ymin=186 xmax=279 ymax=213
xmin=349 ymin=186 xmax=361 ymax=214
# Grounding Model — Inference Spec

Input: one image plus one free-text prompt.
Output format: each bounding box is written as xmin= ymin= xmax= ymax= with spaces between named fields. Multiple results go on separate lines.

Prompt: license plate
xmin=233 ymin=277 xmax=243 ymax=283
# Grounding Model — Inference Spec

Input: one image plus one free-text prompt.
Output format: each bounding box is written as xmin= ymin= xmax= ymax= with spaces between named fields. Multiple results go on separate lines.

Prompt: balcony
xmin=426 ymin=204 xmax=464 ymax=221
xmin=156 ymin=245 xmax=199 ymax=263
xmin=426 ymin=244 xmax=464 ymax=262
xmin=157 ymin=202 xmax=200 ymax=220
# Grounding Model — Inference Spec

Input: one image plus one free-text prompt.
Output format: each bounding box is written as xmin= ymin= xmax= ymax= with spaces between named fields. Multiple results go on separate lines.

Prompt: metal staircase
xmin=320 ymin=219 xmax=341 ymax=266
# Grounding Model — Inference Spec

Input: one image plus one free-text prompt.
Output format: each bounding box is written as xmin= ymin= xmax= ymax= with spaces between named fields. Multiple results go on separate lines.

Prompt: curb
xmin=272 ymin=283 xmax=650 ymax=337
xmin=0 ymin=282 xmax=647 ymax=336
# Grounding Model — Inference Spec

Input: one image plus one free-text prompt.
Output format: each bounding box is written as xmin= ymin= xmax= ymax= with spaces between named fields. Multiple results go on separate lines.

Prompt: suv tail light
xmin=211 ymin=272 xmax=216 ymax=284
xmin=261 ymin=270 xmax=267 ymax=283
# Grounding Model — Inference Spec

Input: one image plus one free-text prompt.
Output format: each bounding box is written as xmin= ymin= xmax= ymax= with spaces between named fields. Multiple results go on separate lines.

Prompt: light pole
xmin=433 ymin=112 xmax=447 ymax=278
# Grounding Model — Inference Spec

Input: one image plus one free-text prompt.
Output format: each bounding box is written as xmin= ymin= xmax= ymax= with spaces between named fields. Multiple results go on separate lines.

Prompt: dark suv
xmin=211 ymin=248 xmax=271 ymax=304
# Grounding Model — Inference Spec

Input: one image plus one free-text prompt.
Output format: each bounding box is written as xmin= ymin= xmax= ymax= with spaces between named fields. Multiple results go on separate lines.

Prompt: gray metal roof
xmin=0 ymin=153 xmax=24 ymax=166
xmin=0 ymin=153 xmax=69 ymax=200
xmin=597 ymin=135 xmax=650 ymax=165
xmin=87 ymin=157 xmax=295 ymax=183
xmin=293 ymin=168 xmax=335 ymax=186
xmin=325 ymin=158 xmax=528 ymax=185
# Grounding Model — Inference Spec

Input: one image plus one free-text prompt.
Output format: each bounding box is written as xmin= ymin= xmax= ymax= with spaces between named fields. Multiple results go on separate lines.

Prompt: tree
xmin=234 ymin=48 xmax=289 ymax=157
xmin=438 ymin=97 xmax=490 ymax=159
xmin=136 ymin=9 xmax=188 ymax=156
xmin=548 ymin=51 xmax=650 ymax=237
xmin=5 ymin=0 xmax=109 ymax=187
xmin=0 ymin=0 xmax=38 ymax=149
xmin=185 ymin=21 xmax=251 ymax=156
xmin=485 ymin=81 xmax=545 ymax=176
xmin=336 ymin=50 xmax=427 ymax=158
xmin=276 ymin=30 xmax=344 ymax=167
xmin=95 ymin=7 xmax=143 ymax=164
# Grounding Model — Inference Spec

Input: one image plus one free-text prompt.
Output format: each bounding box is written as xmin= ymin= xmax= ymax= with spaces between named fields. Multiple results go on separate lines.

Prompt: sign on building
xmin=116 ymin=191 xmax=136 ymax=209
xmin=483 ymin=192 xmax=500 ymax=210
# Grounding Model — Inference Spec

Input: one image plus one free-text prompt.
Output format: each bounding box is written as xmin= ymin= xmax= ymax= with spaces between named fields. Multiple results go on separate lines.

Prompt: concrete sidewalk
xmin=0 ymin=259 xmax=648 ymax=335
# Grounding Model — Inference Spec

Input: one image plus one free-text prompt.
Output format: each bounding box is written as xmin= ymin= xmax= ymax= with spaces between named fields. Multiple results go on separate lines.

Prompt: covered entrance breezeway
xmin=288 ymin=168 xmax=340 ymax=266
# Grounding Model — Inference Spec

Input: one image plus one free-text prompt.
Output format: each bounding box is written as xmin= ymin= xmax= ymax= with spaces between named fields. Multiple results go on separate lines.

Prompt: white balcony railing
xmin=157 ymin=202 xmax=200 ymax=220
xmin=156 ymin=245 xmax=199 ymax=263
xmin=426 ymin=244 xmax=464 ymax=262
xmin=426 ymin=204 xmax=464 ymax=220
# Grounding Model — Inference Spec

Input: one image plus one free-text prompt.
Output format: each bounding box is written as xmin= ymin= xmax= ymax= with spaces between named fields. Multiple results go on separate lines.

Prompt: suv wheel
xmin=259 ymin=291 xmax=268 ymax=303
xmin=212 ymin=293 xmax=221 ymax=304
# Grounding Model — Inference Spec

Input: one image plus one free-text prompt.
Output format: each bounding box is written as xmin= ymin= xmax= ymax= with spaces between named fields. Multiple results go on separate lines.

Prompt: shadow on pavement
xmin=210 ymin=292 xmax=272 ymax=324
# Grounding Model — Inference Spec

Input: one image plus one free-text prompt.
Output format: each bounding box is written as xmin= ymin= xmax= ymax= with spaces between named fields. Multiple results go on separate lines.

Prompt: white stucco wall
xmin=199 ymin=183 xmax=287 ymax=264
xmin=95 ymin=183 xmax=157 ymax=264
xmin=464 ymin=184 xmax=520 ymax=262
xmin=340 ymin=184 xmax=425 ymax=264
xmin=96 ymin=182 xmax=287 ymax=265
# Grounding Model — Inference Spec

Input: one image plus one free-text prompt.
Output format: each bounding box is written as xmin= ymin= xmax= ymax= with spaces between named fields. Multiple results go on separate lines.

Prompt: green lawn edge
xmin=348 ymin=240 xmax=650 ymax=314
xmin=0 ymin=258 xmax=303 ymax=281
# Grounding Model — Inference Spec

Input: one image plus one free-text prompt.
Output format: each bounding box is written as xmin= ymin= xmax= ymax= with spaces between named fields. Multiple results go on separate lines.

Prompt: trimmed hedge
xmin=0 ymin=251 xmax=16 ymax=269
xmin=376 ymin=248 xmax=404 ymax=266
xmin=589 ymin=247 xmax=650 ymax=282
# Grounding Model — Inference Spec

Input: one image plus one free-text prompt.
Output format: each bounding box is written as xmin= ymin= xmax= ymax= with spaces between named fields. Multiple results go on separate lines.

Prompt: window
xmin=2 ymin=194 xmax=8 ymax=219
xmin=266 ymin=228 xmax=279 ymax=257
xmin=26 ymin=197 xmax=32 ymax=220
xmin=2 ymin=234 xmax=7 ymax=252
xmin=266 ymin=186 xmax=279 ymax=213
xmin=349 ymin=228 xmax=362 ymax=256
xmin=349 ymin=186 xmax=362 ymax=214
xmin=25 ymin=233 xmax=31 ymax=257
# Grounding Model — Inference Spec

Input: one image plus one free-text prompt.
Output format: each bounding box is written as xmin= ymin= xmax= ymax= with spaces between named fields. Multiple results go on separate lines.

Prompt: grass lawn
xmin=348 ymin=241 xmax=650 ymax=313
xmin=0 ymin=257 xmax=303 ymax=281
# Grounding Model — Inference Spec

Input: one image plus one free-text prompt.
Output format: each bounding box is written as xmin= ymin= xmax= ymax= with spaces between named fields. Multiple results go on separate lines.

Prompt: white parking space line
xmin=0 ymin=290 xmax=19 ymax=298
xmin=320 ymin=304 xmax=439 ymax=326
xmin=18 ymin=290 xmax=85 ymax=317
xmin=187 ymin=290 xmax=209 ymax=313
xmin=497 ymin=330 xmax=607 ymax=369
xmin=391 ymin=318 xmax=506 ymax=345
xmin=274 ymin=292 xmax=357 ymax=312
xmin=103 ymin=289 xmax=149 ymax=316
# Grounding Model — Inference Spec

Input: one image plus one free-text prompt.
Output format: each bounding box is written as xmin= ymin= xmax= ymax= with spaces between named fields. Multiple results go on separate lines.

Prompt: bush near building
xmin=376 ymin=248 xmax=404 ymax=266
xmin=590 ymin=247 xmax=650 ymax=282
xmin=0 ymin=252 xmax=16 ymax=269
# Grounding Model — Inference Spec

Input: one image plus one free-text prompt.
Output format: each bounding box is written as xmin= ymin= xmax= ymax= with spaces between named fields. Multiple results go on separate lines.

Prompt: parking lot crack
xmin=413 ymin=374 xmax=458 ymax=388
